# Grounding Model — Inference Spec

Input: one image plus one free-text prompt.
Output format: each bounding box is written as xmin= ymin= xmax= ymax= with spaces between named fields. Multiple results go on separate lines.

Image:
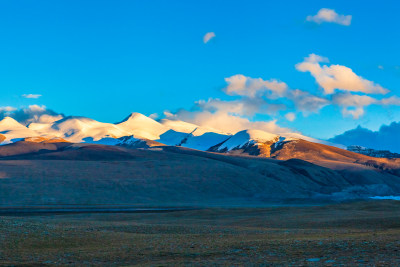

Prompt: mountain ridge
xmin=0 ymin=112 xmax=393 ymax=162
xmin=1 ymin=112 xmax=400 ymax=205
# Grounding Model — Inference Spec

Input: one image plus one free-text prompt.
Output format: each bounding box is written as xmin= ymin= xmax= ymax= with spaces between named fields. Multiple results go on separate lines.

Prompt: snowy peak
xmin=117 ymin=112 xmax=149 ymax=123
xmin=0 ymin=117 xmax=27 ymax=130
xmin=0 ymin=117 xmax=38 ymax=144
xmin=51 ymin=116 xmax=93 ymax=131
xmin=116 ymin=113 xmax=168 ymax=140
xmin=49 ymin=116 xmax=130 ymax=143
xmin=214 ymin=129 xmax=280 ymax=151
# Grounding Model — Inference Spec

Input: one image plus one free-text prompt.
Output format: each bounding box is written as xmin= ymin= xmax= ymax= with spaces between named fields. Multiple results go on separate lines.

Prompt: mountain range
xmin=0 ymin=112 xmax=344 ymax=153
xmin=1 ymin=112 xmax=400 ymax=206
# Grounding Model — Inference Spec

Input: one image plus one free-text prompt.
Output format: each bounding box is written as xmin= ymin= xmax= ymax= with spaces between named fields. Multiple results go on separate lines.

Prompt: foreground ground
xmin=1 ymin=201 xmax=400 ymax=266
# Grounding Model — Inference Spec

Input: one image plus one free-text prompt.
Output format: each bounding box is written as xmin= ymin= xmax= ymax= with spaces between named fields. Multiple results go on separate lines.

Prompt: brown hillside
xmin=271 ymin=139 xmax=400 ymax=171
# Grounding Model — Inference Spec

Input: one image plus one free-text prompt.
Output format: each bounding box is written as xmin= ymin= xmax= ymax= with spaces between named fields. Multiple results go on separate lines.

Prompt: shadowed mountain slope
xmin=1 ymin=141 xmax=400 ymax=206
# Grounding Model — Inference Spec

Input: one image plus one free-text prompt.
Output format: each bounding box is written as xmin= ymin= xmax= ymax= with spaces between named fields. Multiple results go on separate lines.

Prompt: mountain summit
xmin=116 ymin=112 xmax=168 ymax=140
xmin=0 ymin=117 xmax=38 ymax=143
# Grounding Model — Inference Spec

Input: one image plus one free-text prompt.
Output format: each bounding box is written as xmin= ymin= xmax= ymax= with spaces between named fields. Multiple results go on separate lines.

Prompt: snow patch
xmin=217 ymin=129 xmax=279 ymax=151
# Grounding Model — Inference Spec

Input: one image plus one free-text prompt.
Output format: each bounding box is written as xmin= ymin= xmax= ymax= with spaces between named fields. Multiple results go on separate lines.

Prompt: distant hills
xmin=1 ymin=112 xmax=400 ymax=205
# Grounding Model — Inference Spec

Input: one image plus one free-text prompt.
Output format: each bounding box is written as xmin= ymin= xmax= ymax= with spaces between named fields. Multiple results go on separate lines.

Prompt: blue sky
xmin=0 ymin=0 xmax=399 ymax=139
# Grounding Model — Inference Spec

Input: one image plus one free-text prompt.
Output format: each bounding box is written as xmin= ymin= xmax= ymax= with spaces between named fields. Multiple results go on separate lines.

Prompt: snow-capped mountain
xmin=29 ymin=116 xmax=130 ymax=143
xmin=209 ymin=129 xmax=283 ymax=156
xmin=54 ymin=116 xmax=131 ymax=142
xmin=158 ymin=119 xmax=230 ymax=150
xmin=0 ymin=112 xmax=348 ymax=158
xmin=116 ymin=113 xmax=168 ymax=140
xmin=0 ymin=117 xmax=39 ymax=144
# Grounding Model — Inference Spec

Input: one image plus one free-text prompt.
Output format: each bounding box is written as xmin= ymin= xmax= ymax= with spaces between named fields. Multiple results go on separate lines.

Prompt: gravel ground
xmin=1 ymin=200 xmax=400 ymax=266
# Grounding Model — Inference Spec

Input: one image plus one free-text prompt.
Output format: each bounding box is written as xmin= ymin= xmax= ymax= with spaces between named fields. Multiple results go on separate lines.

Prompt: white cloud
xmin=165 ymin=72 xmax=330 ymax=132
xmin=224 ymin=74 xmax=288 ymax=98
xmin=342 ymin=107 xmax=366 ymax=119
xmin=163 ymin=111 xmax=176 ymax=118
xmin=0 ymin=106 xmax=17 ymax=112
xmin=331 ymin=93 xmax=400 ymax=119
xmin=380 ymin=96 xmax=400 ymax=105
xmin=164 ymin=52 xmax=400 ymax=129
xmin=163 ymin=73 xmax=300 ymax=133
xmin=332 ymin=93 xmax=377 ymax=107
xmin=288 ymin=89 xmax=329 ymax=113
xmin=306 ymin=8 xmax=352 ymax=26
xmin=285 ymin=112 xmax=296 ymax=122
xmin=196 ymin=97 xmax=267 ymax=117
xmin=166 ymin=110 xmax=289 ymax=134
xmin=28 ymin=104 xmax=46 ymax=112
xmin=149 ymin=113 xmax=159 ymax=119
xmin=296 ymin=54 xmax=388 ymax=95
xmin=22 ymin=94 xmax=42 ymax=99
xmin=332 ymin=93 xmax=377 ymax=119
xmin=0 ymin=105 xmax=63 ymax=125
xmin=203 ymin=32 xmax=216 ymax=44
